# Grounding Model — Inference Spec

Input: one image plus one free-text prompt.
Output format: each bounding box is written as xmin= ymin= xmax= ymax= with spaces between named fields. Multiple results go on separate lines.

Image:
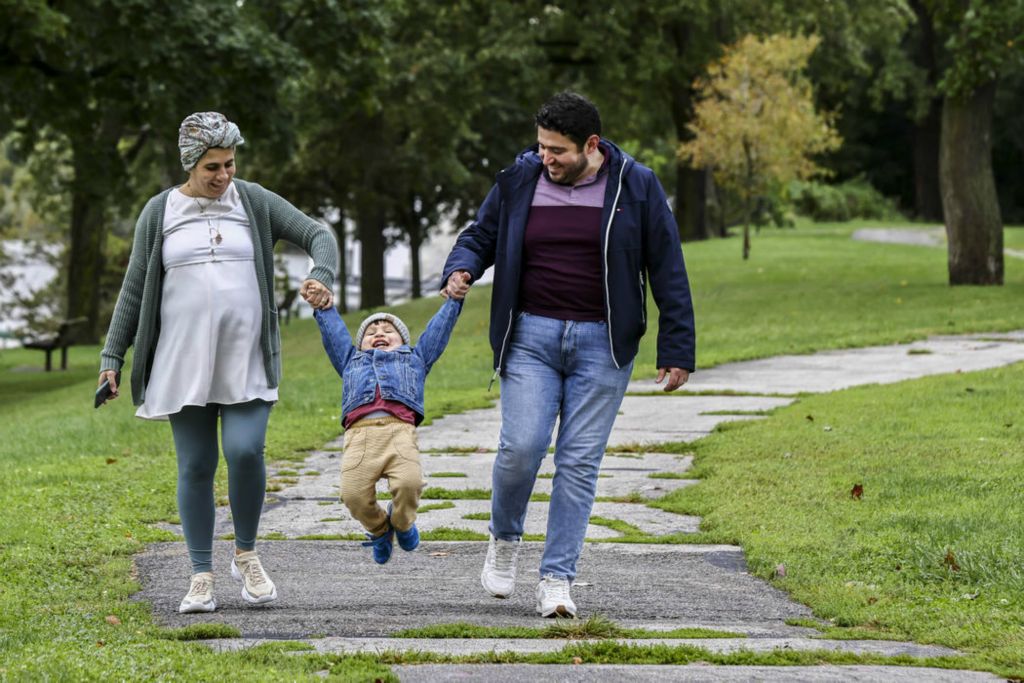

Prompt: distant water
xmin=0 ymin=240 xmax=59 ymax=347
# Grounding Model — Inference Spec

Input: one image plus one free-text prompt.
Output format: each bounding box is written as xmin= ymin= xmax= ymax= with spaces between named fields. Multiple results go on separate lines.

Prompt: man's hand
xmin=98 ymin=370 xmax=119 ymax=400
xmin=301 ymin=279 xmax=334 ymax=310
xmin=441 ymin=271 xmax=472 ymax=300
xmin=655 ymin=367 xmax=689 ymax=392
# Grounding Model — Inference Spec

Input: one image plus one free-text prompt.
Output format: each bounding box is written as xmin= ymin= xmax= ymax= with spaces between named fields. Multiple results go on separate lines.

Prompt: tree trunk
xmin=68 ymin=136 xmax=118 ymax=343
xmin=666 ymin=19 xmax=708 ymax=242
xmin=334 ymin=217 xmax=347 ymax=314
xmin=675 ymin=165 xmax=708 ymax=242
xmin=939 ymin=82 xmax=1003 ymax=285
xmin=409 ymin=224 xmax=422 ymax=300
xmin=912 ymin=100 xmax=943 ymax=221
xmin=357 ymin=202 xmax=387 ymax=309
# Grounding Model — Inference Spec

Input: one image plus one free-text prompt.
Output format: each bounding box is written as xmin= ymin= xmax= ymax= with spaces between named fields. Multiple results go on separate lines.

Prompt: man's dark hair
xmin=534 ymin=92 xmax=602 ymax=149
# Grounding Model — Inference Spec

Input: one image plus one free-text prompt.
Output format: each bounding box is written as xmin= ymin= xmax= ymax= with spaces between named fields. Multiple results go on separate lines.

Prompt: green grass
xmin=393 ymin=615 xmax=744 ymax=640
xmin=417 ymin=501 xmax=456 ymax=513
xmin=659 ymin=363 xmax=1024 ymax=676
xmin=428 ymin=472 xmax=468 ymax=478
xmin=4 ymin=221 xmax=1024 ymax=677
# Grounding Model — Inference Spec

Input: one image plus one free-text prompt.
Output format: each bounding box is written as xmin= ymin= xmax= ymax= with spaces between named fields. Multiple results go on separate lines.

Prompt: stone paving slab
xmin=392 ymin=664 xmax=999 ymax=682
xmin=268 ymin=450 xmax=695 ymax=500
xmin=160 ymin=452 xmax=700 ymax=541
xmin=208 ymin=636 xmax=959 ymax=660
xmin=254 ymin=499 xmax=700 ymax=540
xmin=134 ymin=541 xmax=812 ymax=637
xmin=417 ymin=395 xmax=792 ymax=451
xmin=628 ymin=333 xmax=1024 ymax=396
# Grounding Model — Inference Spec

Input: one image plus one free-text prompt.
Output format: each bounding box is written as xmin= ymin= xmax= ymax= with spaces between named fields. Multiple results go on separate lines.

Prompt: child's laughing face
xmin=360 ymin=321 xmax=403 ymax=351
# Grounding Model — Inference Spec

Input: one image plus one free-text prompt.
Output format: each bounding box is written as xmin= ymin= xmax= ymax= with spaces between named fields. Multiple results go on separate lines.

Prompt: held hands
xmin=441 ymin=271 xmax=472 ymax=300
xmin=301 ymin=279 xmax=334 ymax=310
xmin=656 ymin=367 xmax=689 ymax=392
xmin=98 ymin=370 xmax=119 ymax=400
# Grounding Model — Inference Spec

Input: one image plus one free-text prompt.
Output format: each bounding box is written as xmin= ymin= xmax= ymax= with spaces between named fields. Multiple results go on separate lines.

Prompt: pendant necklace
xmin=192 ymin=192 xmax=223 ymax=252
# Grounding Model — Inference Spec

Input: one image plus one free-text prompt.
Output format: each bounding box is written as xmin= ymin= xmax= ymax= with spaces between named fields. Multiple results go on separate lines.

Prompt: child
xmin=313 ymin=295 xmax=463 ymax=564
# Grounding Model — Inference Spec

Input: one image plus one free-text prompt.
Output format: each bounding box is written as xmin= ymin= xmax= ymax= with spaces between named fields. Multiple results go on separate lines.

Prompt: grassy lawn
xmin=1 ymin=221 xmax=1023 ymax=678
xmin=660 ymin=363 xmax=1024 ymax=677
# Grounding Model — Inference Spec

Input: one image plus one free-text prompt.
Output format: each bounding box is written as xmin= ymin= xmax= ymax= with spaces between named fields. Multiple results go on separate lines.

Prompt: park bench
xmin=22 ymin=317 xmax=89 ymax=371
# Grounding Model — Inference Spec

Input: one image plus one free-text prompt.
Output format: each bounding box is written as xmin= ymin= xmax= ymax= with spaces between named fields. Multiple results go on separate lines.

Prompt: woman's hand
xmin=301 ymin=279 xmax=334 ymax=309
xmin=98 ymin=370 xmax=119 ymax=400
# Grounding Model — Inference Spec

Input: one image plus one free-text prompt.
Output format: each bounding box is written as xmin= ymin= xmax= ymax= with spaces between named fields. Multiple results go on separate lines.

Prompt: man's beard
xmin=549 ymin=154 xmax=589 ymax=185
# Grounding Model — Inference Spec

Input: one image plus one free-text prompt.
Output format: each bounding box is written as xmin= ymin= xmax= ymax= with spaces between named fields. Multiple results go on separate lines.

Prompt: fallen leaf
xmin=805 ymin=415 xmax=814 ymax=422
xmin=96 ymin=641 xmax=105 ymax=647
xmin=106 ymin=458 xmax=117 ymax=465
xmin=105 ymin=615 xmax=121 ymax=626
xmin=867 ymin=597 xmax=877 ymax=605
xmin=774 ymin=564 xmax=786 ymax=578
xmin=944 ymin=549 xmax=960 ymax=572
xmin=572 ymin=657 xmax=583 ymax=665
xmin=965 ymin=387 xmax=975 ymax=393
xmin=851 ymin=484 xmax=864 ymax=500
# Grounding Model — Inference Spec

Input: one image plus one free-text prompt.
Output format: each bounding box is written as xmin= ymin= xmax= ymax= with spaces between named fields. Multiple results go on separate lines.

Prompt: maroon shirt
xmin=519 ymin=149 xmax=610 ymax=321
xmin=344 ymin=386 xmax=417 ymax=429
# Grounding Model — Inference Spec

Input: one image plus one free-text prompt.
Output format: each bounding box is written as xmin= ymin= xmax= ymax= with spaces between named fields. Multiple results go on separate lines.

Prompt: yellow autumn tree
xmin=680 ymin=34 xmax=841 ymax=259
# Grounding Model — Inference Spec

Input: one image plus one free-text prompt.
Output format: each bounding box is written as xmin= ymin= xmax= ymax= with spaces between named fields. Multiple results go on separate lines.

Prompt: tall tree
xmin=680 ymin=34 xmax=841 ymax=259
xmin=0 ymin=0 xmax=296 ymax=341
xmin=928 ymin=0 xmax=1022 ymax=285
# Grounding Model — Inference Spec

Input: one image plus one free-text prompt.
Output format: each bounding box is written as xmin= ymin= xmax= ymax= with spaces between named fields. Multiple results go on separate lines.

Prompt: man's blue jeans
xmin=491 ymin=312 xmax=633 ymax=581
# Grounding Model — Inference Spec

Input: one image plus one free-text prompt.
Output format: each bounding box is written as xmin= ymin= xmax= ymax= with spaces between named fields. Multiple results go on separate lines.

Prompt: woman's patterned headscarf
xmin=177 ymin=112 xmax=244 ymax=171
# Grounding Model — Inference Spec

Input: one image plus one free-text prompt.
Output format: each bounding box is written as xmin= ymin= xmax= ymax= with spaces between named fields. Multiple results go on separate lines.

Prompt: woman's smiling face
xmin=360 ymin=321 xmax=403 ymax=351
xmin=188 ymin=147 xmax=236 ymax=198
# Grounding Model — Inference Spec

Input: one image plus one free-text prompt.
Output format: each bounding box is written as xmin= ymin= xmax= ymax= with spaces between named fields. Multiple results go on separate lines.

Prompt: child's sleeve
xmin=413 ymin=297 xmax=463 ymax=373
xmin=313 ymin=307 xmax=356 ymax=377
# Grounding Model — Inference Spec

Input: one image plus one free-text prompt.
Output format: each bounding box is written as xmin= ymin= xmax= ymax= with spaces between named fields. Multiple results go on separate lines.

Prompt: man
xmin=441 ymin=92 xmax=695 ymax=617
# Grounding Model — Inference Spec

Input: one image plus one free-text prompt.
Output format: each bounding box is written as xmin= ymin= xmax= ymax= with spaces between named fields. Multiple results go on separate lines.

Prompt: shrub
xmin=789 ymin=177 xmax=901 ymax=221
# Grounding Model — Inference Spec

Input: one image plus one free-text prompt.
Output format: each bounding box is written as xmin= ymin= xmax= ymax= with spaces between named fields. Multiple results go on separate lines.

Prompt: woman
xmin=98 ymin=112 xmax=336 ymax=613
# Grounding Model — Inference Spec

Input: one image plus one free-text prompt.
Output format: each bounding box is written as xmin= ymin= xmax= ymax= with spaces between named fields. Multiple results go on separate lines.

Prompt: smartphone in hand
xmin=95 ymin=373 xmax=120 ymax=408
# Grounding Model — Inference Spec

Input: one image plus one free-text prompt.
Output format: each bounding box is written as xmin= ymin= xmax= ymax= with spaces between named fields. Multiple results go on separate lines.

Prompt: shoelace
xmin=187 ymin=577 xmax=212 ymax=598
xmin=492 ymin=541 xmax=517 ymax=573
xmin=240 ymin=558 xmax=268 ymax=587
xmin=542 ymin=578 xmax=570 ymax=602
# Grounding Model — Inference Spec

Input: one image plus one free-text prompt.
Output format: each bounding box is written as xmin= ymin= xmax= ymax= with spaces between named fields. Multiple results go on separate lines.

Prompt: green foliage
xmin=928 ymin=0 xmax=1024 ymax=98
xmin=789 ymin=178 xmax=902 ymax=221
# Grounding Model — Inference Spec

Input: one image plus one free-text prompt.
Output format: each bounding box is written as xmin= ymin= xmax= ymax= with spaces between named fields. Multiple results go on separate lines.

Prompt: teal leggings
xmin=168 ymin=400 xmax=272 ymax=573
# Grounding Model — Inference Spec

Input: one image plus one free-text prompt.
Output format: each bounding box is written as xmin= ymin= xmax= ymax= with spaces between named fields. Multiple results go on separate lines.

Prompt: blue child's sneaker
xmin=387 ymin=503 xmax=420 ymax=551
xmin=361 ymin=527 xmax=394 ymax=564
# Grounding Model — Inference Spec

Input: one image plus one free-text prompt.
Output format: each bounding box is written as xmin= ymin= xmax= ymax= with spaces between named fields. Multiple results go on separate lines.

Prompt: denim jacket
xmin=313 ymin=297 xmax=463 ymax=424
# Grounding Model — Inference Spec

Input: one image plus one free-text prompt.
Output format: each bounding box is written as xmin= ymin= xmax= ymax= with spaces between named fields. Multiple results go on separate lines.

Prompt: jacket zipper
xmin=639 ymin=271 xmax=646 ymax=326
xmin=490 ymin=308 xmax=515 ymax=391
xmin=602 ymin=161 xmax=628 ymax=368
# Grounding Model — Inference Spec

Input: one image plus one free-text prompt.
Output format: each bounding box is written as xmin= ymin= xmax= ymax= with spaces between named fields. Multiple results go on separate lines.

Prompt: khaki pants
xmin=341 ymin=416 xmax=424 ymax=537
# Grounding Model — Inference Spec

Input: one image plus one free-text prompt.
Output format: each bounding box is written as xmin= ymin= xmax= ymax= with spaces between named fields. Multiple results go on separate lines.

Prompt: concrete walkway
xmin=133 ymin=328 xmax=1024 ymax=681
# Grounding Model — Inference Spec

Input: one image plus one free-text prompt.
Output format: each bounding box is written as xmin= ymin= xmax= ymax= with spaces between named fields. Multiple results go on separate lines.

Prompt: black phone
xmin=94 ymin=373 xmax=120 ymax=408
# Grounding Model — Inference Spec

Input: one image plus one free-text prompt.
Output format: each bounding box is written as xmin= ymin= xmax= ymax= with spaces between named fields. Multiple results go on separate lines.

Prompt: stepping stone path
xmin=136 ymin=330 xmax=1024 ymax=681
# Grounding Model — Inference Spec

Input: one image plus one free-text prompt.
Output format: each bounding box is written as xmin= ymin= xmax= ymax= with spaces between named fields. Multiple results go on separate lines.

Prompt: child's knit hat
xmin=356 ymin=313 xmax=411 ymax=346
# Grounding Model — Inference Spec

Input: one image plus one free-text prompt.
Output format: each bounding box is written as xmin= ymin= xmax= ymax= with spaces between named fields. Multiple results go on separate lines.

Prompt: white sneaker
xmin=178 ymin=572 xmax=216 ymax=614
xmin=230 ymin=551 xmax=278 ymax=605
xmin=536 ymin=575 xmax=577 ymax=618
xmin=481 ymin=534 xmax=520 ymax=598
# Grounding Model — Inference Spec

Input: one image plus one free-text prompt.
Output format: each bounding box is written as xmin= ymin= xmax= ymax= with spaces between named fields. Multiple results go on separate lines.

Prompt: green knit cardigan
xmin=100 ymin=179 xmax=338 ymax=406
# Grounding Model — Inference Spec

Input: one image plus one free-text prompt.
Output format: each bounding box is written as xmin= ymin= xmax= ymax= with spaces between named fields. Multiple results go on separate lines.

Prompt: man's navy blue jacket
xmin=441 ymin=139 xmax=695 ymax=376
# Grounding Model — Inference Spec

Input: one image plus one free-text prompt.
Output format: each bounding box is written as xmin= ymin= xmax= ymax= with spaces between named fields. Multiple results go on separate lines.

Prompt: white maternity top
xmin=136 ymin=183 xmax=278 ymax=419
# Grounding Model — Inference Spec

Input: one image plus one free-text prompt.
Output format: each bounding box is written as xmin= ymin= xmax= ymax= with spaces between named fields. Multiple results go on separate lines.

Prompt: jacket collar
xmin=496 ymin=138 xmax=633 ymax=194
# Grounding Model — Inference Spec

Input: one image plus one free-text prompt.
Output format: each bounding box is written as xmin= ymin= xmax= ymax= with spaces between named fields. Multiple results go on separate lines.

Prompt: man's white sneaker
xmin=536 ymin=575 xmax=577 ymax=618
xmin=481 ymin=534 xmax=520 ymax=598
xmin=231 ymin=551 xmax=278 ymax=605
xmin=178 ymin=572 xmax=216 ymax=614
